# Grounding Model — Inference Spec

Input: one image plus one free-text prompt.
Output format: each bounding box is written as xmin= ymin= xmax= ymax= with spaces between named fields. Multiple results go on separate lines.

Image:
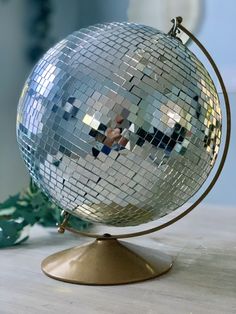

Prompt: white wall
xmin=0 ymin=1 xmax=30 ymax=200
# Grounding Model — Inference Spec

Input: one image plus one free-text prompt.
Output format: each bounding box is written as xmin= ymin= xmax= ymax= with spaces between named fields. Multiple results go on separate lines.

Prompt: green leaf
xmin=0 ymin=219 xmax=29 ymax=248
xmin=0 ymin=178 xmax=91 ymax=247
xmin=0 ymin=207 xmax=16 ymax=217
xmin=0 ymin=194 xmax=20 ymax=209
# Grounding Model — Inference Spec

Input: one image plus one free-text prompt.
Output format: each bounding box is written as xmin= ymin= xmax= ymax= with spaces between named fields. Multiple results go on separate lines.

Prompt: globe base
xmin=41 ymin=238 xmax=173 ymax=285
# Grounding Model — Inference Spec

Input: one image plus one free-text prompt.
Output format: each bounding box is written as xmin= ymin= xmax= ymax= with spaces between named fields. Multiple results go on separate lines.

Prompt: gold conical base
xmin=41 ymin=238 xmax=173 ymax=285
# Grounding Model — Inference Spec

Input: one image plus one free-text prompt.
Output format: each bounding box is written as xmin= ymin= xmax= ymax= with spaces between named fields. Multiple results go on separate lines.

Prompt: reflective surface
xmin=16 ymin=22 xmax=221 ymax=226
xmin=42 ymin=238 xmax=172 ymax=285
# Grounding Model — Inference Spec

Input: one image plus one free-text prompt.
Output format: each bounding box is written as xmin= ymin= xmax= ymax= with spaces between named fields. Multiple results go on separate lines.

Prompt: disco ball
xmin=16 ymin=22 xmax=221 ymax=227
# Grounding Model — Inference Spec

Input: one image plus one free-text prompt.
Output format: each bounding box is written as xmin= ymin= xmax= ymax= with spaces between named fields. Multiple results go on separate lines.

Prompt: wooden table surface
xmin=1 ymin=204 xmax=236 ymax=314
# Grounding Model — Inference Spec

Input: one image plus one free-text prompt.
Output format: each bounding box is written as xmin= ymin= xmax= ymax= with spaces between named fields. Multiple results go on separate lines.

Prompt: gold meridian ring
xmin=62 ymin=16 xmax=231 ymax=240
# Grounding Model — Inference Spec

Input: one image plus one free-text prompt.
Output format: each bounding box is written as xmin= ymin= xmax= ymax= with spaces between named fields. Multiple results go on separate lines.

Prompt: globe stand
xmin=41 ymin=236 xmax=172 ymax=285
xmin=42 ymin=213 xmax=172 ymax=284
xmin=41 ymin=16 xmax=231 ymax=285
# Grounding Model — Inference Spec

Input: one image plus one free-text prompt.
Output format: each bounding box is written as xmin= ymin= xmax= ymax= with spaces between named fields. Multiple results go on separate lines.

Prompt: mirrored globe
xmin=16 ymin=22 xmax=221 ymax=226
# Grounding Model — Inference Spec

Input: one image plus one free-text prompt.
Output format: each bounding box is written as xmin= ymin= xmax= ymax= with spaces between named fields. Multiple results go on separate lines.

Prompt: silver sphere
xmin=16 ymin=22 xmax=221 ymax=226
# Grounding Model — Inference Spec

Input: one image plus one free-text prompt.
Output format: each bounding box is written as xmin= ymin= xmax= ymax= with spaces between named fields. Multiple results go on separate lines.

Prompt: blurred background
xmin=0 ymin=0 xmax=235 ymax=207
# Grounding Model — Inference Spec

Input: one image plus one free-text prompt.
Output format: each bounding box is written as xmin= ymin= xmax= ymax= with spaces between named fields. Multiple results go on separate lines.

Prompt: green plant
xmin=0 ymin=180 xmax=90 ymax=247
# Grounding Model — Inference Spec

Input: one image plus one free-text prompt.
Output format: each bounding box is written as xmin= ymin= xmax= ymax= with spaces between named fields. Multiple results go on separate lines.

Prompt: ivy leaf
xmin=0 ymin=219 xmax=29 ymax=248
xmin=0 ymin=194 xmax=20 ymax=209
xmin=0 ymin=179 xmax=91 ymax=247
xmin=0 ymin=207 xmax=16 ymax=218
xmin=12 ymin=204 xmax=38 ymax=225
